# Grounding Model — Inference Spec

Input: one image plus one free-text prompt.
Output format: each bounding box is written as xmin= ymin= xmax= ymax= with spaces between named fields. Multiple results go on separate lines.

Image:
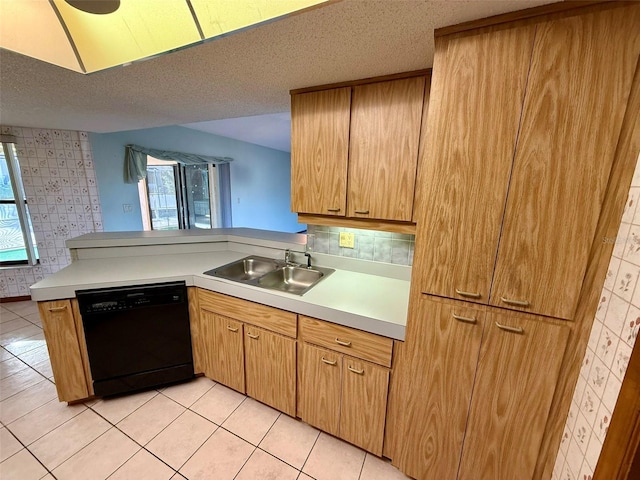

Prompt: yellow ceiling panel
xmin=191 ymin=0 xmax=328 ymax=39
xmin=52 ymin=0 xmax=201 ymax=73
xmin=0 ymin=0 xmax=82 ymax=72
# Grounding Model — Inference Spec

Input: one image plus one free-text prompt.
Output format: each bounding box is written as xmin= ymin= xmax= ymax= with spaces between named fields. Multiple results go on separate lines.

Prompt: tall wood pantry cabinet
xmin=392 ymin=3 xmax=640 ymax=480
xmin=290 ymin=74 xmax=428 ymax=224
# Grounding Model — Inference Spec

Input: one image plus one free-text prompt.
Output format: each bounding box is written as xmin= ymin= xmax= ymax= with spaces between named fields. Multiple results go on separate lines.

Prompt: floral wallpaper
xmin=0 ymin=126 xmax=103 ymax=298
xmin=552 ymin=153 xmax=640 ymax=480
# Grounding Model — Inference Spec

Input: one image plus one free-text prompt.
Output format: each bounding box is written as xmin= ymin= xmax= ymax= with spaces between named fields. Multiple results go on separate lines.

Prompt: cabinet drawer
xmin=300 ymin=316 xmax=393 ymax=367
xmin=197 ymin=289 xmax=297 ymax=338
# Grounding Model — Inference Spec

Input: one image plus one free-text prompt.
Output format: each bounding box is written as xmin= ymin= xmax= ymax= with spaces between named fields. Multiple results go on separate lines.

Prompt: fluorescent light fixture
xmin=0 ymin=0 xmax=329 ymax=74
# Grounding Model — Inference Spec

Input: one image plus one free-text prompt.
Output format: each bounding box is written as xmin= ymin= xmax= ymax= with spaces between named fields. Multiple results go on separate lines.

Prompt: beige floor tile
xmin=260 ymin=414 xmax=320 ymax=469
xmin=359 ymin=454 xmax=410 ymax=480
xmin=32 ymin=359 xmax=53 ymax=379
xmin=3 ymin=332 xmax=46 ymax=356
xmin=40 ymin=475 xmax=55 ymax=479
xmin=0 ymin=427 xmax=23 ymax=462
xmin=171 ymin=474 xmax=187 ymax=480
xmin=222 ymin=397 xmax=280 ymax=446
xmin=0 ymin=378 xmax=57 ymax=423
xmin=90 ymin=389 xmax=158 ymax=424
xmin=146 ymin=410 xmax=217 ymax=470
xmin=0 ymin=448 xmax=48 ymax=480
xmin=117 ymin=394 xmax=185 ymax=445
xmin=303 ymin=433 xmax=366 ymax=480
xmin=190 ymin=383 xmax=246 ymax=425
xmin=0 ymin=368 xmax=46 ymax=401
xmin=3 ymin=301 xmax=39 ymax=317
xmin=299 ymin=474 xmax=315 ymax=480
xmin=160 ymin=376 xmax=215 ymax=408
xmin=236 ymin=448 xmax=299 ymax=480
xmin=29 ymin=409 xmax=111 ymax=469
xmin=179 ymin=427 xmax=254 ymax=480
xmin=0 ymin=347 xmax=13 ymax=361
xmin=0 ymin=309 xmax=20 ymax=323
xmin=0 ymin=356 xmax=28 ymax=380
xmin=52 ymin=427 xmax=140 ymax=480
xmin=109 ymin=449 xmax=175 ymax=480
xmin=0 ymin=325 xmax=42 ymax=347
xmin=22 ymin=312 xmax=42 ymax=327
xmin=8 ymin=398 xmax=86 ymax=446
xmin=0 ymin=318 xmax=31 ymax=335
xmin=17 ymin=345 xmax=50 ymax=366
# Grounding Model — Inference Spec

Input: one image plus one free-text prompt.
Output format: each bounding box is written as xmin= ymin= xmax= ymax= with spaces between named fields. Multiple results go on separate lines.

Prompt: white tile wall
xmin=552 ymin=153 xmax=640 ymax=479
xmin=0 ymin=126 xmax=103 ymax=298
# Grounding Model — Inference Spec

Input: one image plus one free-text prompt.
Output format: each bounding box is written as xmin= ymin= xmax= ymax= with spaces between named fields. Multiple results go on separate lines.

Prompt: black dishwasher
xmin=77 ymin=281 xmax=194 ymax=397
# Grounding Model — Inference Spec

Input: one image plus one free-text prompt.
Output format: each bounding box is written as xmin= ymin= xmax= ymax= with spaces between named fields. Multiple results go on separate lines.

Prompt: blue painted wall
xmin=89 ymin=126 xmax=303 ymax=233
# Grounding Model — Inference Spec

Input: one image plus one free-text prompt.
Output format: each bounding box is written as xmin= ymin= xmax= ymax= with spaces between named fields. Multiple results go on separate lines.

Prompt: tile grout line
xmin=1 ymin=421 xmax=57 ymax=479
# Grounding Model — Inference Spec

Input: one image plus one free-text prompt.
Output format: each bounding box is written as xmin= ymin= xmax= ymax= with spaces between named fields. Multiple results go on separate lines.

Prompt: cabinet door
xmin=291 ymin=88 xmax=351 ymax=216
xmin=204 ymin=312 xmax=245 ymax=393
xmin=413 ymin=25 xmax=536 ymax=303
xmin=396 ymin=297 xmax=485 ymax=480
xmin=39 ymin=300 xmax=90 ymax=402
xmin=339 ymin=356 xmax=389 ymax=456
xmin=298 ymin=343 xmax=342 ymax=436
xmin=244 ymin=325 xmax=296 ymax=416
xmin=348 ymin=77 xmax=425 ymax=221
xmin=490 ymin=6 xmax=640 ymax=319
xmin=458 ymin=312 xmax=569 ymax=480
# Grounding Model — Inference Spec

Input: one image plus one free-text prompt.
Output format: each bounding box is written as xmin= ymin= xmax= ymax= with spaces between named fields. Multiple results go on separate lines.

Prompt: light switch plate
xmin=339 ymin=232 xmax=355 ymax=248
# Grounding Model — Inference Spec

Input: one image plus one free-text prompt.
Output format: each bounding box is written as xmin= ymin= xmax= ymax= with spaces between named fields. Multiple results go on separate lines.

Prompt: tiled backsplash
xmin=0 ymin=126 xmax=103 ymax=298
xmin=552 ymin=153 xmax=640 ymax=479
xmin=306 ymin=225 xmax=414 ymax=266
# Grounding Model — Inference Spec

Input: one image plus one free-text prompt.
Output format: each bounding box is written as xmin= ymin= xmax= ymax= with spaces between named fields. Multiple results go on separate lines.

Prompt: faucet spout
xmin=304 ymin=252 xmax=312 ymax=268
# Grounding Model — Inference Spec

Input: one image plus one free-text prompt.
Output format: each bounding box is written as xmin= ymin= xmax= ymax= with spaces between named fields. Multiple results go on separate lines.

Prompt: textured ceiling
xmin=0 ymin=0 xmax=557 ymax=147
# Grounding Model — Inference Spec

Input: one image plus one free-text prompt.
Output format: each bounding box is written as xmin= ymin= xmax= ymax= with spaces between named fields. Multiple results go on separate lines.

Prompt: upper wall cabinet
xmin=290 ymin=73 xmax=429 ymax=228
xmin=414 ymin=6 xmax=640 ymax=320
xmin=291 ymin=87 xmax=351 ymax=216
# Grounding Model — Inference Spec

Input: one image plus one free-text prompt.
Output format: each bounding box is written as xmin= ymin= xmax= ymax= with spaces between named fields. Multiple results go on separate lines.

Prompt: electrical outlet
xmin=339 ymin=232 xmax=355 ymax=248
xmin=122 ymin=204 xmax=133 ymax=213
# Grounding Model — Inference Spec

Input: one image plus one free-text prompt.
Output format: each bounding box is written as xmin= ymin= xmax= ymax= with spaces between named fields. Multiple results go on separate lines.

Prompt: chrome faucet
xmin=305 ymin=252 xmax=312 ymax=268
xmin=284 ymin=249 xmax=291 ymax=264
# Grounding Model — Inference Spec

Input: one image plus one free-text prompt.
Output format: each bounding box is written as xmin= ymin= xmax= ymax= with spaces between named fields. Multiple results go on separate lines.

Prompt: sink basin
xmin=204 ymin=255 xmax=334 ymax=295
xmin=204 ymin=256 xmax=283 ymax=281
xmin=258 ymin=265 xmax=332 ymax=295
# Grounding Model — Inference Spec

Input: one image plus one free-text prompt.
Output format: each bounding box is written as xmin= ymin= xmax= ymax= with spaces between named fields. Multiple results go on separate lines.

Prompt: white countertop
xmin=31 ymin=230 xmax=410 ymax=340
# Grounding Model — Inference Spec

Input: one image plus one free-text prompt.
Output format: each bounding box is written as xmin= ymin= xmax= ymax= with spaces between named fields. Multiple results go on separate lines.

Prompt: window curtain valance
xmin=124 ymin=144 xmax=233 ymax=183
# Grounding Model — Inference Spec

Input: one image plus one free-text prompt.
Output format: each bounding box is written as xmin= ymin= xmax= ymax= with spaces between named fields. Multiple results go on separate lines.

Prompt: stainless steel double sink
xmin=203 ymin=255 xmax=334 ymax=296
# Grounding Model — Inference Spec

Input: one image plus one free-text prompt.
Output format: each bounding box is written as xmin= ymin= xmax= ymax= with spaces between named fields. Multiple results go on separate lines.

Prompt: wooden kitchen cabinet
xmin=291 ymin=72 xmax=429 ymax=229
xmin=347 ymin=77 xmax=426 ymax=221
xmin=414 ymin=6 xmax=640 ymax=320
xmin=39 ymin=299 xmax=92 ymax=402
xmin=291 ymin=87 xmax=351 ymax=216
xmin=204 ymin=312 xmax=245 ymax=393
xmin=244 ymin=324 xmax=296 ymax=416
xmin=298 ymin=317 xmax=391 ymax=456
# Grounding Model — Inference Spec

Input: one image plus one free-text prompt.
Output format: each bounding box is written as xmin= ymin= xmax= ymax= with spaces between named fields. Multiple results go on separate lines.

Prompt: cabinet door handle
xmin=226 ymin=325 xmax=239 ymax=333
xmin=321 ymin=357 xmax=337 ymax=366
xmin=500 ymin=297 xmax=530 ymax=307
xmin=348 ymin=365 xmax=364 ymax=375
xmin=335 ymin=338 xmax=352 ymax=347
xmin=455 ymin=289 xmax=481 ymax=299
xmin=354 ymin=209 xmax=369 ymax=215
xmin=495 ymin=322 xmax=524 ymax=334
xmin=327 ymin=207 xmax=341 ymax=212
xmin=48 ymin=306 xmax=67 ymax=312
xmin=247 ymin=332 xmax=259 ymax=339
xmin=452 ymin=313 xmax=477 ymax=324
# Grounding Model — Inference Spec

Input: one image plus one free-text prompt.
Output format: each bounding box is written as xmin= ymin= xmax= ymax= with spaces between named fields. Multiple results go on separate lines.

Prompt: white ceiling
xmin=0 ymin=0 xmax=557 ymax=152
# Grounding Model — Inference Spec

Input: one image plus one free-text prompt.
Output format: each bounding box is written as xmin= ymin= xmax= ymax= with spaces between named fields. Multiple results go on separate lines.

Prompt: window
xmin=138 ymin=157 xmax=221 ymax=230
xmin=0 ymin=142 xmax=38 ymax=266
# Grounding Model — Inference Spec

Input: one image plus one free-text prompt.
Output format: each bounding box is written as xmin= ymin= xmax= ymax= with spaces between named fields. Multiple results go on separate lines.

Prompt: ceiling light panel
xmin=52 ymin=0 xmax=201 ymax=73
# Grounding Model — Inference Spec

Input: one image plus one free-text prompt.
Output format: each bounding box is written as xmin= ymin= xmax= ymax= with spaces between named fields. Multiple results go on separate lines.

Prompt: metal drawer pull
xmin=495 ymin=322 xmax=524 ymax=334
xmin=48 ymin=306 xmax=67 ymax=312
xmin=247 ymin=332 xmax=259 ymax=339
xmin=226 ymin=326 xmax=239 ymax=332
xmin=321 ymin=357 xmax=337 ymax=366
xmin=452 ymin=313 xmax=477 ymax=324
xmin=354 ymin=209 xmax=369 ymax=214
xmin=348 ymin=366 xmax=364 ymax=375
xmin=455 ymin=289 xmax=481 ymax=299
xmin=335 ymin=338 xmax=352 ymax=347
xmin=327 ymin=207 xmax=341 ymax=212
xmin=500 ymin=297 xmax=530 ymax=307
